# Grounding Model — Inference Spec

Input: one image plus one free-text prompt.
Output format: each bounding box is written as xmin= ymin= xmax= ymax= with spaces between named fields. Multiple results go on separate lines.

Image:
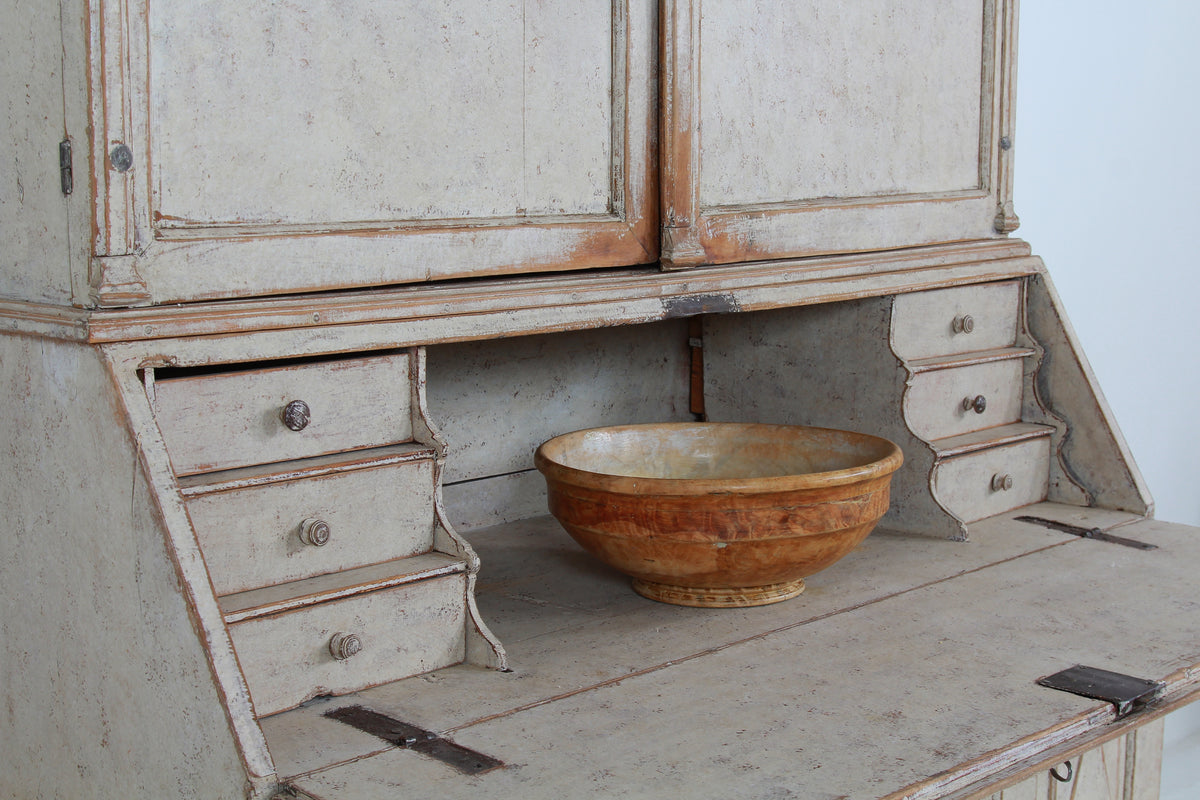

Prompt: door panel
xmin=91 ymin=0 xmax=657 ymax=305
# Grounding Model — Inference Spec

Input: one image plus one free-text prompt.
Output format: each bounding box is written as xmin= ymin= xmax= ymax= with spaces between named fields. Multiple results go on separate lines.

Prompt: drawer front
xmin=154 ymin=352 xmax=414 ymax=475
xmin=891 ymin=282 xmax=1020 ymax=360
xmin=933 ymin=438 xmax=1050 ymax=523
xmin=228 ymin=573 xmax=467 ymax=717
xmin=187 ymin=458 xmax=437 ymax=596
xmin=904 ymin=359 xmax=1024 ymax=441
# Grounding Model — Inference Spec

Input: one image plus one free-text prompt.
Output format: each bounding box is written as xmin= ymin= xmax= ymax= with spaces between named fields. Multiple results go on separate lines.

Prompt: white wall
xmin=1015 ymin=3 xmax=1200 ymax=797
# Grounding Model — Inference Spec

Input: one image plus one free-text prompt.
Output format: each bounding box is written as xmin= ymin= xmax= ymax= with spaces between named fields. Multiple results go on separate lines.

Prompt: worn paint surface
xmin=0 ymin=333 xmax=250 ymax=799
xmin=0 ymin=0 xmax=73 ymax=303
xmin=277 ymin=508 xmax=1195 ymax=799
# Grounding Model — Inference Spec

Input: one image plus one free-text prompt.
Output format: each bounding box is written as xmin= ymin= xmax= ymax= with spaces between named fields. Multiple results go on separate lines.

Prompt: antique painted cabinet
xmin=2 ymin=1 xmax=1196 ymax=798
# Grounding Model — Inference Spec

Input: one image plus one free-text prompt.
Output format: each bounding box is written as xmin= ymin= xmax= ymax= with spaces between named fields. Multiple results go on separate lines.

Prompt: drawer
xmin=932 ymin=437 xmax=1050 ymax=523
xmin=153 ymin=351 xmax=414 ymax=475
xmin=891 ymin=282 xmax=1020 ymax=360
xmin=183 ymin=447 xmax=438 ymax=596
xmin=904 ymin=358 xmax=1024 ymax=441
xmin=228 ymin=571 xmax=467 ymax=717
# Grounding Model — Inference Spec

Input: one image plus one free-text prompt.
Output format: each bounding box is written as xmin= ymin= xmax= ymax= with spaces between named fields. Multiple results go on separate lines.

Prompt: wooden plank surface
xmin=267 ymin=505 xmax=1198 ymax=798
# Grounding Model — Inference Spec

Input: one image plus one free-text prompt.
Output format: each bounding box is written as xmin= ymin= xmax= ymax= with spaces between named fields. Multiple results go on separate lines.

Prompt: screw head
xmin=110 ymin=144 xmax=134 ymax=172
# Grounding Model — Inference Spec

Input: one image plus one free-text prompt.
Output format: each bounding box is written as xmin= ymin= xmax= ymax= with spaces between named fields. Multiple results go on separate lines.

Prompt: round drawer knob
xmin=281 ymin=400 xmax=311 ymax=431
xmin=299 ymin=518 xmax=331 ymax=547
xmin=329 ymin=632 xmax=362 ymax=661
xmin=962 ymin=395 xmax=987 ymax=414
xmin=991 ymin=473 xmax=1014 ymax=492
xmin=952 ymin=314 xmax=976 ymax=334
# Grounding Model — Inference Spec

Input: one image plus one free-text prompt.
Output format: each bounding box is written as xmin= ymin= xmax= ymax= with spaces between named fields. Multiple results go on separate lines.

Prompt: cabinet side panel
xmin=0 ymin=334 xmax=249 ymax=799
xmin=1024 ymin=272 xmax=1152 ymax=514
xmin=0 ymin=2 xmax=73 ymax=303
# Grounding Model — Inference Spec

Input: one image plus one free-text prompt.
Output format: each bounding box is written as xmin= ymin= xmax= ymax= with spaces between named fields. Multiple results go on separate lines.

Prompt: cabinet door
xmin=89 ymin=0 xmax=657 ymax=305
xmin=661 ymin=0 xmax=1018 ymax=268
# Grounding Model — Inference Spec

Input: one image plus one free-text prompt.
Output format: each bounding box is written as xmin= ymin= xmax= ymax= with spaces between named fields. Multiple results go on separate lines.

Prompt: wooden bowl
xmin=534 ymin=422 xmax=903 ymax=607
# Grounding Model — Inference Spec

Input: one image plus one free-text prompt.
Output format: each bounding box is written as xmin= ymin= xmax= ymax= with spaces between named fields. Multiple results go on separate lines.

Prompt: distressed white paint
xmin=0 ymin=334 xmax=254 ymax=798
xmin=228 ymin=572 xmax=468 ymax=717
xmin=1022 ymin=274 xmax=1152 ymax=514
xmin=427 ymin=321 xmax=693 ymax=485
xmin=891 ymin=281 xmax=1021 ymax=359
xmin=151 ymin=1 xmax=612 ymax=225
xmin=905 ymin=357 xmax=1025 ymax=440
xmin=282 ymin=510 xmax=1198 ymax=800
xmin=184 ymin=454 xmax=438 ymax=596
xmin=0 ymin=1 xmax=1186 ymax=795
xmin=0 ymin=0 xmax=73 ymax=303
xmin=699 ymin=0 xmax=985 ymax=207
xmin=152 ymin=351 xmax=414 ymax=475
xmin=933 ymin=437 xmax=1051 ymax=522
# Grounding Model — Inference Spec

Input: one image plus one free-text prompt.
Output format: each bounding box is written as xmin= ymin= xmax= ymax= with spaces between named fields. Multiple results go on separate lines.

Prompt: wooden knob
xmin=299 ymin=518 xmax=331 ymax=547
xmin=991 ymin=473 xmax=1014 ymax=492
xmin=329 ymin=632 xmax=362 ymax=661
xmin=962 ymin=395 xmax=987 ymax=414
xmin=281 ymin=400 xmax=311 ymax=431
xmin=952 ymin=314 xmax=975 ymax=334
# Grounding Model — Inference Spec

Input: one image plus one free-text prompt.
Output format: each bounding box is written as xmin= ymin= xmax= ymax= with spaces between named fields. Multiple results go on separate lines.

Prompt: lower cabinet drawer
xmin=228 ymin=573 xmax=468 ymax=717
xmin=184 ymin=451 xmax=437 ymax=596
xmin=933 ymin=437 xmax=1050 ymax=523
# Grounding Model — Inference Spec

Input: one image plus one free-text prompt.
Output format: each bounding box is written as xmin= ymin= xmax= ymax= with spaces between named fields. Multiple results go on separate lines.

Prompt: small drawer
xmin=904 ymin=358 xmax=1024 ymax=441
xmin=153 ymin=351 xmax=414 ymax=476
xmin=183 ymin=447 xmax=438 ymax=596
xmin=891 ymin=282 xmax=1020 ymax=360
xmin=228 ymin=572 xmax=467 ymax=717
xmin=932 ymin=437 xmax=1050 ymax=523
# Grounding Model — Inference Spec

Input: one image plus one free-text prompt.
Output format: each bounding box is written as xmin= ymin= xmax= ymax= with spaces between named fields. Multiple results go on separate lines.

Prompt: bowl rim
xmin=534 ymin=421 xmax=903 ymax=496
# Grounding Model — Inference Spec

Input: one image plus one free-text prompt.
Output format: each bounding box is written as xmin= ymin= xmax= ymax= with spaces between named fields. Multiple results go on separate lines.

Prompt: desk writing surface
xmin=263 ymin=505 xmax=1200 ymax=799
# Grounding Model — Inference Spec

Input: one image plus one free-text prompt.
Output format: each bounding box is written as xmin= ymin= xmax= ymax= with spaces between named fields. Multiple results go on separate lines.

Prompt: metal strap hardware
xmin=325 ymin=705 xmax=504 ymax=775
xmin=1015 ymin=516 xmax=1157 ymax=551
xmin=1037 ymin=665 xmax=1164 ymax=718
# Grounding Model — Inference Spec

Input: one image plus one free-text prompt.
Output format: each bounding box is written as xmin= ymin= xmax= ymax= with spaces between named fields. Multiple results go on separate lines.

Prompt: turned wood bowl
xmin=534 ymin=422 xmax=903 ymax=607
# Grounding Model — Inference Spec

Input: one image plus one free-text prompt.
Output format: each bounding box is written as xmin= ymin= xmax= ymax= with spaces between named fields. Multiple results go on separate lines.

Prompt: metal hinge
xmin=325 ymin=705 xmax=504 ymax=775
xmin=1015 ymin=516 xmax=1157 ymax=550
xmin=59 ymin=139 xmax=73 ymax=195
xmin=1037 ymin=665 xmax=1164 ymax=718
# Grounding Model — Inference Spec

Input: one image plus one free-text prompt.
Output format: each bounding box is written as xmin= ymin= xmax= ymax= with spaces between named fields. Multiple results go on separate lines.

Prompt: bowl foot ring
xmin=631 ymin=578 xmax=806 ymax=608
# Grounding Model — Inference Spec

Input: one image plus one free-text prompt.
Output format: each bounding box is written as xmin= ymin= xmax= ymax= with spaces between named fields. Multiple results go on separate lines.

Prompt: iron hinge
xmin=59 ymin=139 xmax=73 ymax=195
xmin=325 ymin=705 xmax=504 ymax=775
xmin=1037 ymin=665 xmax=1164 ymax=718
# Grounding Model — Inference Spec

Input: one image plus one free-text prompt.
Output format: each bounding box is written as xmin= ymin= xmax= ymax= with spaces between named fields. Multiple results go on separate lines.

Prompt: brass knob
xmin=299 ymin=518 xmax=331 ymax=547
xmin=991 ymin=473 xmax=1014 ymax=492
xmin=952 ymin=314 xmax=975 ymax=334
xmin=962 ymin=395 xmax=987 ymax=414
xmin=281 ymin=400 xmax=310 ymax=431
xmin=329 ymin=632 xmax=362 ymax=661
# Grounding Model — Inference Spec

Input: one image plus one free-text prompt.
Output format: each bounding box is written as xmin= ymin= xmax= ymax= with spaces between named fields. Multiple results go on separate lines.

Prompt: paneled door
xmin=660 ymin=0 xmax=1019 ymax=268
xmin=89 ymin=0 xmax=657 ymax=305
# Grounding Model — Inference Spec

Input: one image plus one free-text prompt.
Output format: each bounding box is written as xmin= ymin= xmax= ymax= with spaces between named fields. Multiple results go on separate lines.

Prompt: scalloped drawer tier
xmin=892 ymin=281 xmax=1020 ymax=360
xmin=904 ymin=352 xmax=1029 ymax=441
xmin=932 ymin=437 xmax=1051 ymax=523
